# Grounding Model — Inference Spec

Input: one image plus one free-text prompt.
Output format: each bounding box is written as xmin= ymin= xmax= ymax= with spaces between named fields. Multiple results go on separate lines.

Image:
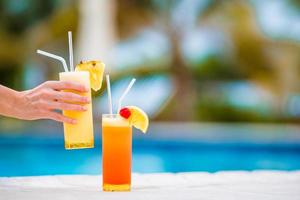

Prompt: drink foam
xmin=102 ymin=115 xmax=130 ymax=127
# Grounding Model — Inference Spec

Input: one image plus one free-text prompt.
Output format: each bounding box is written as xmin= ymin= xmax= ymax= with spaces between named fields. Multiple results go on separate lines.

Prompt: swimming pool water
xmin=0 ymin=134 xmax=299 ymax=176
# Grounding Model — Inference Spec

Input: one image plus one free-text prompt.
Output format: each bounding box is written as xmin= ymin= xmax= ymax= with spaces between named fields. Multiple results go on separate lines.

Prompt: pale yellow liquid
xmin=59 ymin=71 xmax=94 ymax=149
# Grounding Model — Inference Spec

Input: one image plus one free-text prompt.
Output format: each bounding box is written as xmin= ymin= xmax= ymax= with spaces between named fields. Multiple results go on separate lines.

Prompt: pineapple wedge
xmin=75 ymin=61 xmax=105 ymax=91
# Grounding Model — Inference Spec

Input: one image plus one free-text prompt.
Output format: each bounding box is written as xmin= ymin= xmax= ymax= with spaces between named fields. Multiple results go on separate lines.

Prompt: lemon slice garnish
xmin=120 ymin=106 xmax=149 ymax=133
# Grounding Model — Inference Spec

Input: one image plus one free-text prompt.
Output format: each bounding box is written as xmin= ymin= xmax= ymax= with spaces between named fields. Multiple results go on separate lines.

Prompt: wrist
xmin=11 ymin=90 xmax=26 ymax=119
xmin=0 ymin=85 xmax=26 ymax=119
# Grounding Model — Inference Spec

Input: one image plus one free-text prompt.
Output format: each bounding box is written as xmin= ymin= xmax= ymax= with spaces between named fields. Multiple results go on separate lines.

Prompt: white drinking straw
xmin=68 ymin=31 xmax=74 ymax=71
xmin=118 ymin=78 xmax=136 ymax=112
xmin=106 ymin=75 xmax=113 ymax=115
xmin=37 ymin=50 xmax=69 ymax=72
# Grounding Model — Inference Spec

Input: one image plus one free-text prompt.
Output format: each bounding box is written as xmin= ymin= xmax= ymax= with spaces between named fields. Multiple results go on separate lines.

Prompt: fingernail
xmin=71 ymin=119 xmax=77 ymax=124
xmin=82 ymin=106 xmax=87 ymax=111
xmin=85 ymin=97 xmax=90 ymax=103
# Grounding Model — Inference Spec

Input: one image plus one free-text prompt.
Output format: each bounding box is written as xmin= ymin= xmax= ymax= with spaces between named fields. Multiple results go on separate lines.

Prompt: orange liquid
xmin=102 ymin=121 xmax=132 ymax=191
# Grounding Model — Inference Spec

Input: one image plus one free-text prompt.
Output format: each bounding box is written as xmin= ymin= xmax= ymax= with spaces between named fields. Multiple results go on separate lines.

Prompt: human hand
xmin=15 ymin=81 xmax=90 ymax=124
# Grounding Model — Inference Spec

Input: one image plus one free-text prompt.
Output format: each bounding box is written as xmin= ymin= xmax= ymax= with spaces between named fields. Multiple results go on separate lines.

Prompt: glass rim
xmin=59 ymin=71 xmax=89 ymax=74
xmin=102 ymin=114 xmax=119 ymax=118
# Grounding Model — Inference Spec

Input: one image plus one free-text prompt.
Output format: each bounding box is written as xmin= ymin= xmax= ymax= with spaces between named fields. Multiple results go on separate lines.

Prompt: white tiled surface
xmin=0 ymin=171 xmax=299 ymax=200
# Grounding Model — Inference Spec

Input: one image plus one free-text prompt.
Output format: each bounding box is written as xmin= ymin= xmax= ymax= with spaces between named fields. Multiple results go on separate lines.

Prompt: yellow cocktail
xmin=36 ymin=35 xmax=104 ymax=150
xmin=59 ymin=71 xmax=94 ymax=149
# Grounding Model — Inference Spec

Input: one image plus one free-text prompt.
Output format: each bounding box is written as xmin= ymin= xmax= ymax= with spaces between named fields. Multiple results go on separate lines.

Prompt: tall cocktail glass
xmin=102 ymin=114 xmax=132 ymax=191
xmin=59 ymin=71 xmax=94 ymax=149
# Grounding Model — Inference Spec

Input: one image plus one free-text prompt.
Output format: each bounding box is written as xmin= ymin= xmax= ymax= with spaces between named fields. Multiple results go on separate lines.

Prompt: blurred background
xmin=0 ymin=0 xmax=300 ymax=176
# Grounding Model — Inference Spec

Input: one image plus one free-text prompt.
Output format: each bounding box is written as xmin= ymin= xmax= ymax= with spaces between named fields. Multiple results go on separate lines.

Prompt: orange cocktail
xmin=102 ymin=114 xmax=132 ymax=191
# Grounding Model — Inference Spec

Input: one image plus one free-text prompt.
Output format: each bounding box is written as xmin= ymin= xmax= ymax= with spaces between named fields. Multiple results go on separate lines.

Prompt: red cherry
xmin=119 ymin=107 xmax=131 ymax=119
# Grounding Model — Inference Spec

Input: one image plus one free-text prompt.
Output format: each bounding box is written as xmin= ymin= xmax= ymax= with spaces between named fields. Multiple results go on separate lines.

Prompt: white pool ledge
xmin=0 ymin=171 xmax=299 ymax=200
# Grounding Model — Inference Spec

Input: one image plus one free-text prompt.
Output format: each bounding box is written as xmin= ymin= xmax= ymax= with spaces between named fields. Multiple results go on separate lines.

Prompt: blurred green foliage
xmin=0 ymin=0 xmax=300 ymax=122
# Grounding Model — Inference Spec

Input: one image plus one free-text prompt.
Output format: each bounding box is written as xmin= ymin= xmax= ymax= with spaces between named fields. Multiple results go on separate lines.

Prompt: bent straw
xmin=68 ymin=31 xmax=74 ymax=71
xmin=37 ymin=50 xmax=69 ymax=72
xmin=106 ymin=75 xmax=113 ymax=115
xmin=118 ymin=78 xmax=136 ymax=112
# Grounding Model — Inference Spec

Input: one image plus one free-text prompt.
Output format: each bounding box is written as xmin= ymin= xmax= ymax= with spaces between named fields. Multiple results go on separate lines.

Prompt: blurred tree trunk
xmin=168 ymin=31 xmax=197 ymax=121
xmin=76 ymin=0 xmax=117 ymax=69
xmin=271 ymin=45 xmax=299 ymax=115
